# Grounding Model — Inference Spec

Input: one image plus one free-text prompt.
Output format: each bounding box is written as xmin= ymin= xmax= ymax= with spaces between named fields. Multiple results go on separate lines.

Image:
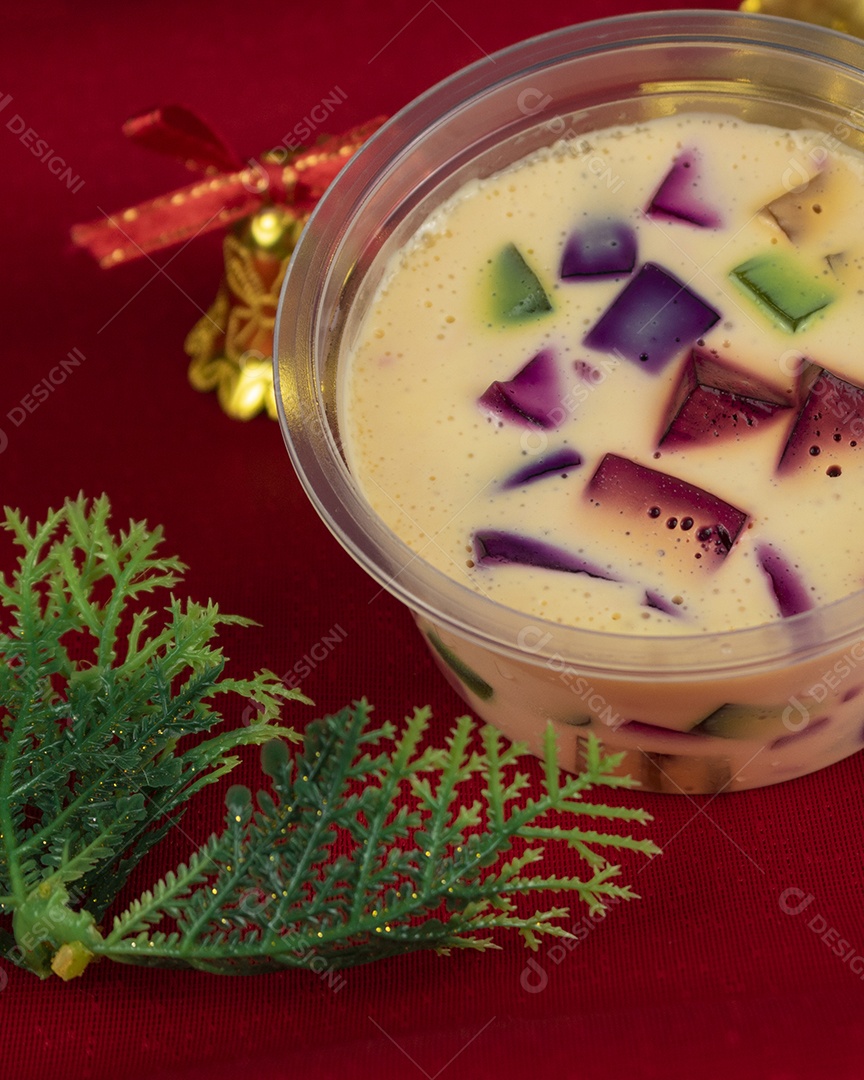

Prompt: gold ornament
xmin=740 ymin=0 xmax=864 ymax=35
xmin=185 ymin=204 xmax=305 ymax=421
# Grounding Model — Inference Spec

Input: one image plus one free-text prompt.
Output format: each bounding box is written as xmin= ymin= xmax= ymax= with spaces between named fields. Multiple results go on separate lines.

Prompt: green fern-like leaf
xmin=92 ymin=702 xmax=659 ymax=974
xmin=0 ymin=495 xmax=306 ymax=976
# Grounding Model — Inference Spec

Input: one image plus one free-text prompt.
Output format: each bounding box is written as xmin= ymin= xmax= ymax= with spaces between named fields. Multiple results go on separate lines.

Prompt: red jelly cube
xmin=585 ymin=454 xmax=749 ymax=572
xmin=777 ymin=369 xmax=864 ymax=476
xmin=658 ymin=348 xmax=791 ymax=449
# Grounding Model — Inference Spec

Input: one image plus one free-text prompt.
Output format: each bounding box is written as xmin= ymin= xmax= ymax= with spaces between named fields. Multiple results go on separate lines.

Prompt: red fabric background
xmin=2 ymin=1 xmax=864 ymax=1077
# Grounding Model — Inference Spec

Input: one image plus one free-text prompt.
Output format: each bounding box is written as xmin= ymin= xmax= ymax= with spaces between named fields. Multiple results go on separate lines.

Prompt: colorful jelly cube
xmin=756 ymin=542 xmax=812 ymax=618
xmin=730 ymin=253 xmax=834 ymax=332
xmin=559 ymin=218 xmax=637 ymax=278
xmin=658 ymin=348 xmax=790 ymax=449
xmin=762 ymin=164 xmax=863 ymax=255
xmin=478 ymin=349 xmax=562 ymax=429
xmin=687 ymin=345 xmax=802 ymax=405
xmin=426 ymin=630 xmax=494 ymax=701
xmin=642 ymin=590 xmax=683 ymax=617
xmin=584 ymin=262 xmax=719 ymax=373
xmin=695 ymin=702 xmax=792 ymax=740
xmin=646 ymin=149 xmax=722 ymax=229
xmin=490 ymin=243 xmax=552 ymax=321
xmin=473 ymin=530 xmax=615 ymax=580
xmin=635 ymin=752 xmax=732 ymax=795
xmin=771 ymin=715 xmax=830 ymax=750
xmin=501 ymin=447 xmax=583 ymax=489
xmin=777 ymin=368 xmax=864 ymax=475
xmin=692 ymin=333 xmax=820 ymax=407
xmin=584 ymin=453 xmax=749 ymax=571
xmin=617 ymin=720 xmax=708 ymax=744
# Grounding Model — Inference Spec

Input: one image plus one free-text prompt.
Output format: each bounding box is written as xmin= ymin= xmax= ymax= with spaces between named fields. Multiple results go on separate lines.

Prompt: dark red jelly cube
xmin=756 ymin=542 xmax=812 ymax=618
xmin=658 ymin=349 xmax=790 ymax=449
xmin=777 ymin=369 xmax=864 ymax=475
xmin=647 ymin=149 xmax=723 ymax=229
xmin=585 ymin=453 xmax=749 ymax=571
xmin=479 ymin=349 xmax=562 ymax=429
xmin=560 ymin=219 xmax=637 ymax=278
xmin=583 ymin=263 xmax=719 ymax=373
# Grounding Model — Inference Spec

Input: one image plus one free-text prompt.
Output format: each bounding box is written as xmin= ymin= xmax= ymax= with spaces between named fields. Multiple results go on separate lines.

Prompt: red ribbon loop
xmin=121 ymin=105 xmax=243 ymax=173
xmin=71 ymin=108 xmax=386 ymax=267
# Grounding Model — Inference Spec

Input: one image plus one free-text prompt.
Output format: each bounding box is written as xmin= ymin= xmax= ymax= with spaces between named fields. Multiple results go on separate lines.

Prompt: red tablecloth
xmin=3 ymin=1 xmax=864 ymax=1077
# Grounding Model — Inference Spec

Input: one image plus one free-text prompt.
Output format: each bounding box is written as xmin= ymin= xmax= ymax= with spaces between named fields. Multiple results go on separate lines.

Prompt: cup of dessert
xmin=276 ymin=9 xmax=864 ymax=793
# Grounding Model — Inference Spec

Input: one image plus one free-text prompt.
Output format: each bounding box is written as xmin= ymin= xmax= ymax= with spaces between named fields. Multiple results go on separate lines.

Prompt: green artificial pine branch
xmin=0 ymin=496 xmax=305 ymax=977
xmin=88 ymin=705 xmax=659 ymax=975
xmin=0 ymin=496 xmax=660 ymax=984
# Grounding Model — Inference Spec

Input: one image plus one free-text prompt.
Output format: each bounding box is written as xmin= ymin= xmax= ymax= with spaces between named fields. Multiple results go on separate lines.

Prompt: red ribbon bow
xmin=72 ymin=105 xmax=386 ymax=267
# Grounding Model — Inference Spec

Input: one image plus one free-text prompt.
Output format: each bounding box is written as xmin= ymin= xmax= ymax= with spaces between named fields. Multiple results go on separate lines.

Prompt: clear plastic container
xmin=275 ymin=10 xmax=864 ymax=792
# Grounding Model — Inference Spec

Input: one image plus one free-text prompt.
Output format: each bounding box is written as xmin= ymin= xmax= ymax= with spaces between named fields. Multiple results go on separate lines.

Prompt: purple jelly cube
xmin=585 ymin=453 xmax=749 ymax=571
xmin=501 ymin=447 xmax=583 ymax=489
xmin=559 ymin=219 xmax=637 ymax=279
xmin=647 ymin=149 xmax=723 ymax=229
xmin=658 ymin=349 xmax=789 ymax=449
xmin=642 ymin=590 xmax=683 ymax=617
xmin=583 ymin=263 xmax=719 ymax=373
xmin=478 ymin=349 xmax=562 ymax=429
xmin=473 ymin=530 xmax=615 ymax=580
xmin=777 ymin=369 xmax=864 ymax=475
xmin=756 ymin=543 xmax=812 ymax=618
xmin=770 ymin=715 xmax=830 ymax=750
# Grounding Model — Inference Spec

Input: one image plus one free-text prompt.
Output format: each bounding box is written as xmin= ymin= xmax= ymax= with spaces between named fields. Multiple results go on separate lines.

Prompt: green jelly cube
xmin=694 ymin=702 xmax=789 ymax=740
xmin=730 ymin=254 xmax=834 ymax=332
xmin=426 ymin=630 xmax=494 ymax=701
xmin=490 ymin=243 xmax=553 ymax=321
